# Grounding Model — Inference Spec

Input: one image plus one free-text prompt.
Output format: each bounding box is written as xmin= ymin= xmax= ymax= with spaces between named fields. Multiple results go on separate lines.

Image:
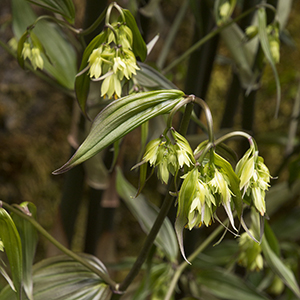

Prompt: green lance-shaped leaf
xmin=0 ymin=254 xmax=112 ymax=300
xmin=12 ymin=203 xmax=38 ymax=300
xmin=261 ymin=234 xmax=300 ymax=298
xmin=123 ymin=9 xmax=147 ymax=62
xmin=197 ymin=268 xmax=269 ymax=300
xmin=257 ymin=7 xmax=281 ymax=117
xmin=116 ymin=168 xmax=178 ymax=262
xmin=0 ymin=208 xmax=23 ymax=299
xmin=26 ymin=0 xmax=75 ymax=24
xmin=75 ymin=31 xmax=108 ymax=117
xmin=53 ymin=90 xmax=185 ymax=174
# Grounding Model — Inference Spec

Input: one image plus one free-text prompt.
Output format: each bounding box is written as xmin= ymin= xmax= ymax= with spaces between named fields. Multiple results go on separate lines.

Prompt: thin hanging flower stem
xmin=30 ymin=15 xmax=81 ymax=34
xmin=214 ymin=130 xmax=257 ymax=150
xmin=164 ymin=221 xmax=226 ymax=300
xmin=1 ymin=202 xmax=117 ymax=289
xmin=194 ymin=97 xmax=214 ymax=144
xmin=165 ymin=96 xmax=194 ymax=134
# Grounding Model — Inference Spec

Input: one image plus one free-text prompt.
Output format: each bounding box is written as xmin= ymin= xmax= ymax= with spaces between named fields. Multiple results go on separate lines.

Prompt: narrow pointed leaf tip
xmin=53 ymin=90 xmax=185 ymax=175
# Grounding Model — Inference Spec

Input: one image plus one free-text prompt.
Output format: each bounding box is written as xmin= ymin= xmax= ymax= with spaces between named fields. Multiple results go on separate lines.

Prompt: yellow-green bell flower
xmin=101 ymin=73 xmax=122 ymax=99
xmin=8 ymin=37 xmax=18 ymax=51
xmin=171 ymin=130 xmax=195 ymax=168
xmin=30 ymin=47 xmax=44 ymax=70
xmin=107 ymin=23 xmax=133 ymax=49
xmin=157 ymin=157 xmax=170 ymax=184
xmin=143 ymin=138 xmax=163 ymax=166
xmin=121 ymin=48 xmax=140 ymax=79
xmin=88 ymin=45 xmax=114 ymax=79
xmin=236 ymin=148 xmax=271 ymax=216
xmin=22 ymin=42 xmax=32 ymax=60
xmin=113 ymin=56 xmax=127 ymax=78
xmin=209 ymin=169 xmax=236 ymax=230
xmin=187 ymin=178 xmax=215 ymax=229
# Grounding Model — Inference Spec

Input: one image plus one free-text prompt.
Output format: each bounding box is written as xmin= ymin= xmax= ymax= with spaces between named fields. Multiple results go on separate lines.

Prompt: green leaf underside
xmin=116 ymin=168 xmax=178 ymax=262
xmin=26 ymin=0 xmax=75 ymax=23
xmin=0 ymin=208 xmax=23 ymax=298
xmin=53 ymin=90 xmax=185 ymax=174
xmin=0 ymin=254 xmax=112 ymax=300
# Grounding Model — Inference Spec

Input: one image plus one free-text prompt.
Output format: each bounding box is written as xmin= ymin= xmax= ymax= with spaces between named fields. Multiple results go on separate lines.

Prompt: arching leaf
xmin=53 ymin=90 xmax=185 ymax=174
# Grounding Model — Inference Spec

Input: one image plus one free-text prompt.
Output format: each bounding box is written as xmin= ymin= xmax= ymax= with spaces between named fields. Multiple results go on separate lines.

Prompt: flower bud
xmin=245 ymin=25 xmax=258 ymax=39
xmin=238 ymin=231 xmax=263 ymax=271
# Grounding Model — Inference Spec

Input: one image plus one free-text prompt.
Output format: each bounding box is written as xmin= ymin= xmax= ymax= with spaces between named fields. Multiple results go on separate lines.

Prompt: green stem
xmin=194 ymin=97 xmax=214 ymax=144
xmin=80 ymin=9 xmax=106 ymax=37
xmin=162 ymin=4 xmax=276 ymax=74
xmin=31 ymin=15 xmax=81 ymax=34
xmin=164 ymin=222 xmax=225 ymax=300
xmin=117 ymin=191 xmax=175 ymax=292
xmin=114 ymin=99 xmax=194 ymax=295
xmin=112 ymin=2 xmax=126 ymax=23
xmin=214 ymin=130 xmax=257 ymax=150
xmin=165 ymin=96 xmax=194 ymax=133
xmin=1 ymin=202 xmax=117 ymax=289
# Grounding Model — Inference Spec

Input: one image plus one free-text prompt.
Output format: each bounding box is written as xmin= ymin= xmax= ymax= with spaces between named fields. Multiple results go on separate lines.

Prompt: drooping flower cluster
xmin=139 ymin=129 xmax=272 ymax=261
xmin=178 ymin=153 xmax=237 ymax=231
xmin=21 ymin=41 xmax=44 ymax=70
xmin=142 ymin=130 xmax=195 ymax=184
xmin=235 ymin=145 xmax=271 ymax=216
xmin=87 ymin=22 xmax=140 ymax=99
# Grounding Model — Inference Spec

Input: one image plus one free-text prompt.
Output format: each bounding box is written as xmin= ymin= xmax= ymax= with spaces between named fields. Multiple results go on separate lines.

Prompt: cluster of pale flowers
xmin=142 ymin=130 xmax=195 ymax=185
xmin=21 ymin=42 xmax=44 ymax=70
xmin=142 ymin=132 xmax=271 ymax=231
xmin=88 ymin=22 xmax=140 ymax=99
